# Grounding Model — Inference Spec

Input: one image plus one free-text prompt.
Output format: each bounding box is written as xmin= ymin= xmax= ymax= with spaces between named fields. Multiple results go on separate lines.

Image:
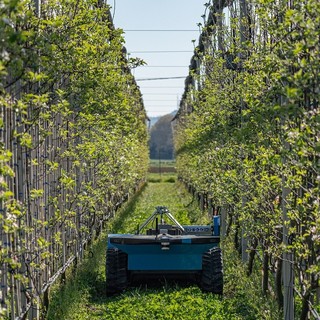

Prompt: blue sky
xmin=111 ymin=0 xmax=208 ymax=117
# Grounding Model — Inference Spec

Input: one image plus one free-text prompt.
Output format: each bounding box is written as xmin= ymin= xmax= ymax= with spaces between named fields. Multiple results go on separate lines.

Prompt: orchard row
xmin=0 ymin=1 xmax=148 ymax=318
xmin=174 ymin=0 xmax=319 ymax=318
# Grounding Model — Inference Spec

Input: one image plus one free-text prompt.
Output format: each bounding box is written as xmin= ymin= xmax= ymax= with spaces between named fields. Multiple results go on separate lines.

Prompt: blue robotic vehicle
xmin=106 ymin=206 xmax=223 ymax=295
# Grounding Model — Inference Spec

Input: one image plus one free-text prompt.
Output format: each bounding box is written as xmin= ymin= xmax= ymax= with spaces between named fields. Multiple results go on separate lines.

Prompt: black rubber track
xmin=106 ymin=248 xmax=128 ymax=295
xmin=200 ymin=247 xmax=223 ymax=294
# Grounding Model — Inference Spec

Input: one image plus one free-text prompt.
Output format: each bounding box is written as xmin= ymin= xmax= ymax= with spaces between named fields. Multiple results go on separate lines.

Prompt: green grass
xmin=108 ymin=180 xmax=206 ymax=234
xmin=47 ymin=180 xmax=281 ymax=320
xmin=147 ymin=172 xmax=176 ymax=183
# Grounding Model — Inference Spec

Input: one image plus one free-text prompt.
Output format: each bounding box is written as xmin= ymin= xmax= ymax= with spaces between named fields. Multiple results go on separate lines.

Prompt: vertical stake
xmin=281 ymin=88 xmax=294 ymax=319
xmin=220 ymin=206 xmax=227 ymax=240
xmin=282 ymin=175 xmax=294 ymax=320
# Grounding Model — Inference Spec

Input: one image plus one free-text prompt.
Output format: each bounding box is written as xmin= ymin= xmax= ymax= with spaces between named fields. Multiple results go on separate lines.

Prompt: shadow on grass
xmin=47 ymin=184 xmax=148 ymax=319
xmin=88 ymin=275 xmax=200 ymax=305
xmin=46 ymin=237 xmax=107 ymax=319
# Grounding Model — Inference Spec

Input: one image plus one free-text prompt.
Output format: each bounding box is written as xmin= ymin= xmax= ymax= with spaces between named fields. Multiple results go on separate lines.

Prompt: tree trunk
xmin=300 ymin=293 xmax=310 ymax=320
xmin=43 ymin=288 xmax=49 ymax=314
xmin=247 ymin=238 xmax=258 ymax=276
xmin=262 ymin=251 xmax=269 ymax=295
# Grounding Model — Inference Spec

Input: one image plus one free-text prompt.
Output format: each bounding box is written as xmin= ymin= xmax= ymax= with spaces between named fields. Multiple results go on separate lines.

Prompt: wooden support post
xmin=10 ymin=272 xmax=15 ymax=320
xmin=34 ymin=0 xmax=41 ymax=17
xmin=241 ymin=194 xmax=248 ymax=262
xmin=239 ymin=0 xmax=248 ymax=265
xmin=282 ymin=182 xmax=294 ymax=320
xmin=207 ymin=195 xmax=213 ymax=218
xmin=280 ymin=77 xmax=294 ymax=319
xmin=30 ymin=296 xmax=40 ymax=320
xmin=200 ymin=193 xmax=204 ymax=211
xmin=241 ymin=228 xmax=248 ymax=262
xmin=220 ymin=206 xmax=227 ymax=240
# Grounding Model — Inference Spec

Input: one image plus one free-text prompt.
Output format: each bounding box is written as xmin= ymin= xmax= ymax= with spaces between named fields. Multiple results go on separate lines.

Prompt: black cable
xmin=136 ymin=76 xmax=186 ymax=81
xmin=129 ymin=50 xmax=193 ymax=53
xmin=147 ymin=111 xmax=176 ymax=114
xmin=140 ymin=66 xmax=188 ymax=68
xmin=124 ymin=29 xmax=198 ymax=32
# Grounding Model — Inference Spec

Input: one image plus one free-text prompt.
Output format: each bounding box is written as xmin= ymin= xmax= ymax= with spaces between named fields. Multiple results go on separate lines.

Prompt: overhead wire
xmin=129 ymin=50 xmax=193 ymax=53
xmin=124 ymin=29 xmax=198 ymax=32
xmin=136 ymin=76 xmax=186 ymax=81
xmin=140 ymin=86 xmax=182 ymax=88
xmin=119 ymin=7 xmax=202 ymax=115
xmin=140 ymin=66 xmax=188 ymax=68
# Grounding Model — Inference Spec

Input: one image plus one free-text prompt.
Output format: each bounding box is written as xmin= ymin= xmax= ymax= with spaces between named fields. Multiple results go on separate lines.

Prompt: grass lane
xmin=47 ymin=179 xmax=280 ymax=320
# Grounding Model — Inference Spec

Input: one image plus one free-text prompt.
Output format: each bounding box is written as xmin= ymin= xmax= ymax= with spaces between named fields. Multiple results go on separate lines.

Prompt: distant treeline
xmin=149 ymin=114 xmax=175 ymax=160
